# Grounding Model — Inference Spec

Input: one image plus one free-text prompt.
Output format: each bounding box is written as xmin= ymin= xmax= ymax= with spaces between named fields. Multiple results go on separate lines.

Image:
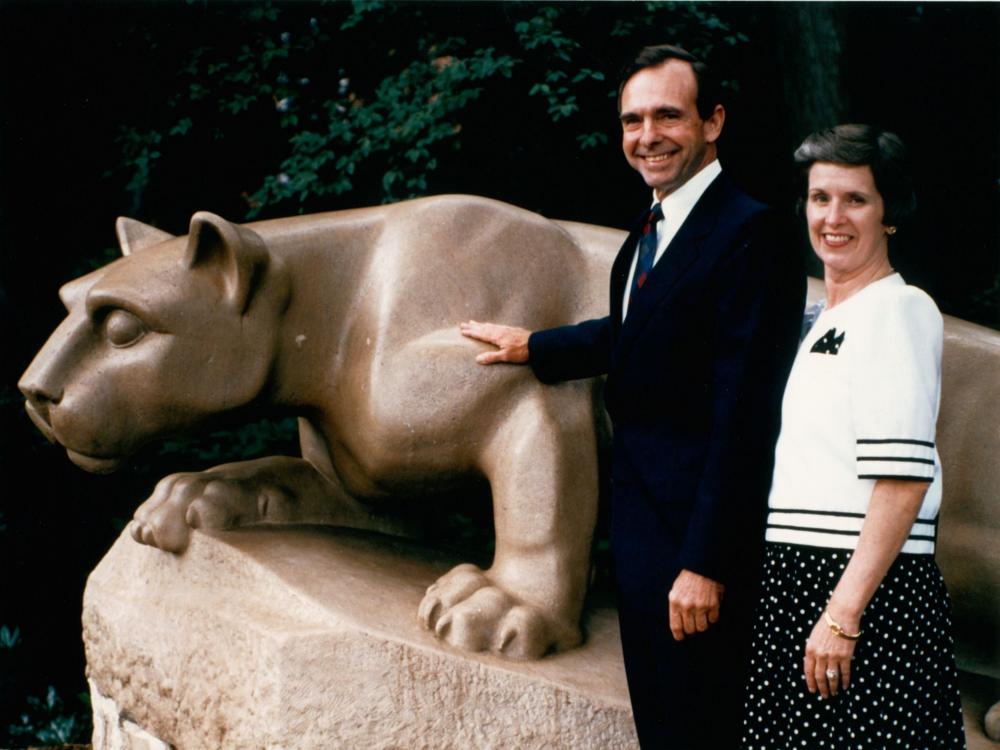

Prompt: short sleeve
xmin=850 ymin=287 xmax=943 ymax=481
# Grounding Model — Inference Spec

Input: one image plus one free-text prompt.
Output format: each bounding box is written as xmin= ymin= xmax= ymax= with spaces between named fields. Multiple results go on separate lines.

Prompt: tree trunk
xmin=776 ymin=4 xmax=849 ymax=142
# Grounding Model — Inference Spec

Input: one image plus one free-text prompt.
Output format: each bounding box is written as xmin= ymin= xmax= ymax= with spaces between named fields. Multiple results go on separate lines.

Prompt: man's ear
xmin=183 ymin=211 xmax=269 ymax=314
xmin=115 ymin=217 xmax=175 ymax=256
xmin=703 ymin=104 xmax=725 ymax=145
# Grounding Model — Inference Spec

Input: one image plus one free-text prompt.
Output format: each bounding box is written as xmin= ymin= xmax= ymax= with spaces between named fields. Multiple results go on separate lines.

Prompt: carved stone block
xmin=84 ymin=527 xmax=638 ymax=749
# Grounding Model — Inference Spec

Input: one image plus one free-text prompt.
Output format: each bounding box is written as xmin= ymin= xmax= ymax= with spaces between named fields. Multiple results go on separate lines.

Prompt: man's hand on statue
xmin=459 ymin=320 xmax=531 ymax=365
xmin=668 ymin=569 xmax=725 ymax=641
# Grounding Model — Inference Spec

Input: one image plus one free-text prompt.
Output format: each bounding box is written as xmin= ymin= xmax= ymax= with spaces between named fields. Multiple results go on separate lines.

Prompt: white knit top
xmin=765 ymin=273 xmax=943 ymax=554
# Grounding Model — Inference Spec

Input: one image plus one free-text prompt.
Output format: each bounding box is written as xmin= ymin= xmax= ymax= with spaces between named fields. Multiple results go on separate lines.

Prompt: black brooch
xmin=811 ymin=328 xmax=846 ymax=355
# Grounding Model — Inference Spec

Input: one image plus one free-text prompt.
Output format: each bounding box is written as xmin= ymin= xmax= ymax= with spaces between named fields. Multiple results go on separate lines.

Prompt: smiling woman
xmin=740 ymin=125 xmax=966 ymax=750
xmin=798 ymin=126 xmax=916 ymax=307
xmin=805 ymin=163 xmax=890 ymax=290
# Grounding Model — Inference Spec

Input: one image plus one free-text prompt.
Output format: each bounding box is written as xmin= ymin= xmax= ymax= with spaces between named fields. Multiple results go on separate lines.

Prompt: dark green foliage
xmin=157 ymin=417 xmax=299 ymax=465
xmin=7 ymin=686 xmax=90 ymax=746
xmin=106 ymin=2 xmax=750 ymax=218
xmin=0 ymin=626 xmax=20 ymax=650
xmin=970 ymin=272 xmax=1000 ymax=325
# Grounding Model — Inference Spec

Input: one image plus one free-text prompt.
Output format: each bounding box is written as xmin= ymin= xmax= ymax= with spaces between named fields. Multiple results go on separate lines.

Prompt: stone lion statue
xmin=18 ymin=195 xmax=621 ymax=660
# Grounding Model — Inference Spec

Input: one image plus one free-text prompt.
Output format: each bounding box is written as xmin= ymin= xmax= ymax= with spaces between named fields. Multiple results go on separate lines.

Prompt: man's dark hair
xmin=616 ymin=44 xmax=721 ymax=120
xmin=794 ymin=124 xmax=916 ymax=227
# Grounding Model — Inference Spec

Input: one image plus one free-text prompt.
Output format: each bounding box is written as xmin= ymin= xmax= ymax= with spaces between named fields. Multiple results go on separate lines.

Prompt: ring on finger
xmin=825 ymin=668 xmax=838 ymax=680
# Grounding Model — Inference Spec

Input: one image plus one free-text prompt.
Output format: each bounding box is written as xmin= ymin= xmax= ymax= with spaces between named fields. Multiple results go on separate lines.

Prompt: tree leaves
xmin=109 ymin=2 xmax=750 ymax=215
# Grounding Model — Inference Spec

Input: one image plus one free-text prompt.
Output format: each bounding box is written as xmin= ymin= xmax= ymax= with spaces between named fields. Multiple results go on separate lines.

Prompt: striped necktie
xmin=630 ymin=202 xmax=663 ymax=302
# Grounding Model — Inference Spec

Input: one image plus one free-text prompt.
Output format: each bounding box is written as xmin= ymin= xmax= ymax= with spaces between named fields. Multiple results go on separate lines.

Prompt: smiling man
xmin=461 ymin=44 xmax=804 ymax=748
xmin=619 ymin=57 xmax=723 ymax=201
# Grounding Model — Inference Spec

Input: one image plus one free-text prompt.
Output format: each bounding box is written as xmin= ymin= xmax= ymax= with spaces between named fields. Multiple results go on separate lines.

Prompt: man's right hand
xmin=668 ymin=569 xmax=725 ymax=641
xmin=459 ymin=321 xmax=531 ymax=365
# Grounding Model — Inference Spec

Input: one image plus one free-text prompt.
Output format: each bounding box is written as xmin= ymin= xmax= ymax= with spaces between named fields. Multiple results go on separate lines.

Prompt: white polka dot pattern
xmin=741 ymin=543 xmax=966 ymax=749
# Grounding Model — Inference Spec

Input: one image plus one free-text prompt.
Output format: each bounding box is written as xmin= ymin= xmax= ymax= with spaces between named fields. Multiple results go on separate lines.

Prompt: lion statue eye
xmin=104 ymin=309 xmax=148 ymax=348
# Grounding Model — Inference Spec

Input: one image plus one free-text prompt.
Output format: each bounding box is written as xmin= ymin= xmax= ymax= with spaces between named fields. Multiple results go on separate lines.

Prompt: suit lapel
xmin=612 ymin=174 xmax=734 ymax=367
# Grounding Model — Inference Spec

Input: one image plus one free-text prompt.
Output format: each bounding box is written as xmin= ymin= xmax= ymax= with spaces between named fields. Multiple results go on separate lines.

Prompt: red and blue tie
xmin=630 ymin=202 xmax=663 ymax=303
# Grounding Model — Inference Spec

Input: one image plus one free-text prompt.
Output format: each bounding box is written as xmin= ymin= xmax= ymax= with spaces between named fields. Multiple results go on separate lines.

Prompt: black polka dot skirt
xmin=741 ymin=542 xmax=966 ymax=749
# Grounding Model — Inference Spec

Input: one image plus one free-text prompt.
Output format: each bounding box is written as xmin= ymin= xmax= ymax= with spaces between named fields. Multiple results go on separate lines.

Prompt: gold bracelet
xmin=824 ymin=610 xmax=861 ymax=640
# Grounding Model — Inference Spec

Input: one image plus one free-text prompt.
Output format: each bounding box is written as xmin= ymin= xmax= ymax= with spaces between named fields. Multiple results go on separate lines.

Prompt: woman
xmin=741 ymin=124 xmax=965 ymax=749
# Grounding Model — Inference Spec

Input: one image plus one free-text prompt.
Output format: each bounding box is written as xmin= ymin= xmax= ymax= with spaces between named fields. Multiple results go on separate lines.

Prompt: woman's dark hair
xmin=616 ymin=44 xmax=721 ymax=120
xmin=794 ymin=124 xmax=916 ymax=227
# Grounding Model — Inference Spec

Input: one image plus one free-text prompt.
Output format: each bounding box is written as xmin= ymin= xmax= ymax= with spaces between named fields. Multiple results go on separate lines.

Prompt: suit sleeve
xmin=528 ymin=317 xmax=612 ymax=384
xmin=677 ymin=211 xmax=805 ymax=583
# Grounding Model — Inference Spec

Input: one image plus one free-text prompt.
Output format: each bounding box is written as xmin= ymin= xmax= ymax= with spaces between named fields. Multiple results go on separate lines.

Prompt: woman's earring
xmin=885 ymin=226 xmax=898 ymax=236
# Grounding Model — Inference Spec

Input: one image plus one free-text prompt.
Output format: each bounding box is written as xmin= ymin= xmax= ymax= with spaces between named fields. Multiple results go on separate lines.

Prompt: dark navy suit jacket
xmin=529 ymin=173 xmax=804 ymax=611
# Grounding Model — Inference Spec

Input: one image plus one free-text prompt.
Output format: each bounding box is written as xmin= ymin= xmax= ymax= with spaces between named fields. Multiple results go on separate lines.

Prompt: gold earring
xmin=885 ymin=226 xmax=897 ymax=235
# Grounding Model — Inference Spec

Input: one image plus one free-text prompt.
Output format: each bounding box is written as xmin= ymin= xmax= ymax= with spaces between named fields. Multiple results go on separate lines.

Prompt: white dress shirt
xmin=622 ymin=159 xmax=723 ymax=318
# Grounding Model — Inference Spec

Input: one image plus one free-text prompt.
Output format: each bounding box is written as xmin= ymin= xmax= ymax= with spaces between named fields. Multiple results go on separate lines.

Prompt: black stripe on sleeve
xmin=858 ymin=474 xmax=934 ymax=482
xmin=857 ymin=438 xmax=935 ymax=448
xmin=857 ymin=456 xmax=935 ymax=465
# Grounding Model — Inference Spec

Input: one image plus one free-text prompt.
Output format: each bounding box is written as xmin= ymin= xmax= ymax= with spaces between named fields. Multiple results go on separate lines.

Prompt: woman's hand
xmin=802 ymin=480 xmax=928 ymax=700
xmin=803 ymin=610 xmax=858 ymax=698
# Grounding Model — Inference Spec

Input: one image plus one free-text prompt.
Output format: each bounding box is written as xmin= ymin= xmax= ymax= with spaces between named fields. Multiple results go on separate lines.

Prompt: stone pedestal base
xmin=91 ymin=680 xmax=171 ymax=750
xmin=83 ymin=526 xmax=638 ymax=750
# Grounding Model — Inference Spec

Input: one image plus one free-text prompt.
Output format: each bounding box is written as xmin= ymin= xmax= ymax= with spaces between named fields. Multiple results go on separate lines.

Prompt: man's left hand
xmin=668 ymin=569 xmax=725 ymax=641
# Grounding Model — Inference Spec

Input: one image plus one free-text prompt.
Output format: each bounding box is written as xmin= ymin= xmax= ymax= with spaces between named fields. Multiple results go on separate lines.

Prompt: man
xmin=461 ymin=44 xmax=804 ymax=748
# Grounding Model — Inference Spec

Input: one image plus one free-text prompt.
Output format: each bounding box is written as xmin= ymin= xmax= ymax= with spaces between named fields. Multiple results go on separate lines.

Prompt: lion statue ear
xmin=184 ymin=211 xmax=269 ymax=315
xmin=115 ymin=217 xmax=175 ymax=256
